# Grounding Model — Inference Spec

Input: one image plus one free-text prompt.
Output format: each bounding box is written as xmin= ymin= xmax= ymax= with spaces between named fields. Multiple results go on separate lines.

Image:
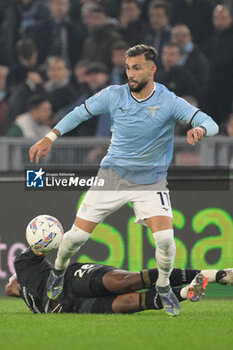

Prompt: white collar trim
xmin=132 ymin=83 xmax=156 ymax=102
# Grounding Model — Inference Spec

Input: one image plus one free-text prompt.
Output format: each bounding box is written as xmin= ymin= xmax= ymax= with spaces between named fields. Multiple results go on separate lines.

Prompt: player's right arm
xmin=29 ymin=87 xmax=111 ymax=163
xmin=29 ymin=128 xmax=60 ymax=163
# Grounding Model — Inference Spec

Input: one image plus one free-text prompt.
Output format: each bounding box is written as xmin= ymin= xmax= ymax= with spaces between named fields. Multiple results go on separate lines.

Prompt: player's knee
xmin=153 ymin=229 xmax=175 ymax=249
xmin=120 ymin=273 xmax=139 ymax=292
xmin=112 ymin=294 xmax=137 ymax=313
xmin=110 ymin=272 xmax=138 ymax=293
xmin=65 ymin=224 xmax=91 ymax=246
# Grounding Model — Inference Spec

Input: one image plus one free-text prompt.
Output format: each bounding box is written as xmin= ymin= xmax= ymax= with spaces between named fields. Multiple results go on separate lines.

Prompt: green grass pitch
xmin=0 ymin=298 xmax=232 ymax=350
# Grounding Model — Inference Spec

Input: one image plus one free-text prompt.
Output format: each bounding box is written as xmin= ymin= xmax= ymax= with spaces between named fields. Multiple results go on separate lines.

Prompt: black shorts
xmin=70 ymin=263 xmax=116 ymax=298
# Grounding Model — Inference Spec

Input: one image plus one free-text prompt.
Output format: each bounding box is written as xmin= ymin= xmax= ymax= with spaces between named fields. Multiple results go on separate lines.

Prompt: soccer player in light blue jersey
xmin=29 ymin=44 xmax=219 ymax=316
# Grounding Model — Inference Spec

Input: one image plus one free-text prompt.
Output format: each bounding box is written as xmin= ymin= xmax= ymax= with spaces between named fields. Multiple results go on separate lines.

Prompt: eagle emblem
xmin=146 ymin=106 xmax=160 ymax=118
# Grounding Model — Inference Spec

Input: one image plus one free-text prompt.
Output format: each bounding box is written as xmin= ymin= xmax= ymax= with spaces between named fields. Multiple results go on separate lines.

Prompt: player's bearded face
xmin=126 ymin=55 xmax=153 ymax=93
xmin=128 ymin=77 xmax=149 ymax=92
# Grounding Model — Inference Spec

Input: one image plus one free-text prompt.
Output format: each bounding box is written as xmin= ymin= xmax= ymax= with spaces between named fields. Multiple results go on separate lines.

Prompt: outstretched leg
xmin=112 ymin=274 xmax=209 ymax=314
xmin=47 ymin=217 xmax=96 ymax=300
xmin=74 ymin=287 xmax=187 ymax=314
xmin=100 ymin=267 xmax=224 ymax=296
xmin=101 ymin=268 xmax=203 ymax=295
xmin=145 ymin=215 xmax=180 ymax=317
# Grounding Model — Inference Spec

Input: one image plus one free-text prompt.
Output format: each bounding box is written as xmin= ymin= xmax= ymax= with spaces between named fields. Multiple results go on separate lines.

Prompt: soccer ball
xmin=26 ymin=215 xmax=64 ymax=253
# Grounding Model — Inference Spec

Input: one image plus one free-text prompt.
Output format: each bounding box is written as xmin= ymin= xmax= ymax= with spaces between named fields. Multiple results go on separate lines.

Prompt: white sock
xmin=55 ymin=224 xmax=90 ymax=271
xmin=153 ymin=229 xmax=176 ymax=287
xmin=180 ymin=285 xmax=189 ymax=299
xmin=201 ymin=269 xmax=218 ymax=283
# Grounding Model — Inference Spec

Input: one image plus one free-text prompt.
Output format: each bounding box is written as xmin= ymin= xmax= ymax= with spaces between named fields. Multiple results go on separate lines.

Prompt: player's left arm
xmin=187 ymin=111 xmax=219 ymax=145
xmin=171 ymin=96 xmax=219 ymax=146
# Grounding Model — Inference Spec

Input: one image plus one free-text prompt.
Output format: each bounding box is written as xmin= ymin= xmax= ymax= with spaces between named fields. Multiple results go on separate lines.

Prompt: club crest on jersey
xmin=146 ymin=106 xmax=160 ymax=118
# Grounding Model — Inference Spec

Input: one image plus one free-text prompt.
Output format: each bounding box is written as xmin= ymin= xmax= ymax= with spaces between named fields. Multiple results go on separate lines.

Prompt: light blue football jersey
xmin=55 ymin=83 xmax=219 ymax=184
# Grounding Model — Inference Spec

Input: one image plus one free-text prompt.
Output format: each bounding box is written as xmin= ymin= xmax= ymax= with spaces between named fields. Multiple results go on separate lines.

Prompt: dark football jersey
xmin=14 ymin=248 xmax=81 ymax=313
xmin=14 ymin=248 xmax=115 ymax=313
xmin=14 ymin=248 xmax=55 ymax=313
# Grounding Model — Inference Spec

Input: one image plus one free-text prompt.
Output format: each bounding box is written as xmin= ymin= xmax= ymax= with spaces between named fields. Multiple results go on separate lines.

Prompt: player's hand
xmin=29 ymin=137 xmax=52 ymax=163
xmin=31 ymin=248 xmax=47 ymax=256
xmin=187 ymin=127 xmax=206 ymax=146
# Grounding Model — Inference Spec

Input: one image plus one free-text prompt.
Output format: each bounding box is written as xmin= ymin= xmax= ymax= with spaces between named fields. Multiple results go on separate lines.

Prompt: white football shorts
xmin=76 ymin=168 xmax=173 ymax=226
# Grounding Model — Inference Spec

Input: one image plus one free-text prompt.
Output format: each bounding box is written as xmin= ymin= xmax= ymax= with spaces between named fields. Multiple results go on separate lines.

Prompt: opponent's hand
xmin=29 ymin=137 xmax=52 ymax=163
xmin=31 ymin=248 xmax=47 ymax=256
xmin=187 ymin=127 xmax=206 ymax=146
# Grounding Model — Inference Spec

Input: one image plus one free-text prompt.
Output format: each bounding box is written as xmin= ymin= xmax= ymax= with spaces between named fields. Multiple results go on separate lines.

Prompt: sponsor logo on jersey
xmin=118 ymin=107 xmax=128 ymax=113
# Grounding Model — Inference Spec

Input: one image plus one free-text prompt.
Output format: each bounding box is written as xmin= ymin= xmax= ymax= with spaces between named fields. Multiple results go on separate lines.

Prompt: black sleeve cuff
xmin=189 ymin=109 xmax=200 ymax=124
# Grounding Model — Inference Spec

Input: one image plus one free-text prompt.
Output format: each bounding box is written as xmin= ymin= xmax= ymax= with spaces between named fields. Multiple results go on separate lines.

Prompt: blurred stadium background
xmin=0 ymin=0 xmax=233 ymax=300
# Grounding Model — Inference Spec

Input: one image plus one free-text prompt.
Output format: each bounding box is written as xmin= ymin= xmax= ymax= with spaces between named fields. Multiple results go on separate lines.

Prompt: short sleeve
xmin=85 ymin=86 xmax=111 ymax=116
xmin=170 ymin=95 xmax=199 ymax=123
